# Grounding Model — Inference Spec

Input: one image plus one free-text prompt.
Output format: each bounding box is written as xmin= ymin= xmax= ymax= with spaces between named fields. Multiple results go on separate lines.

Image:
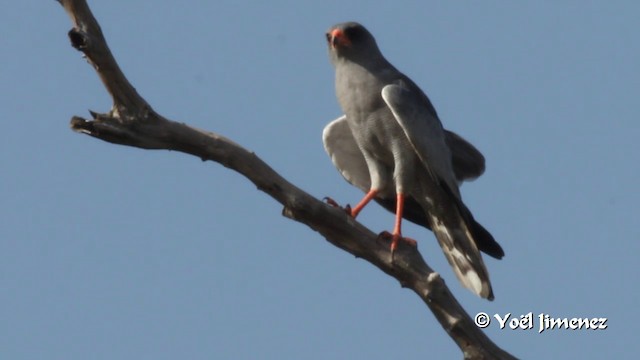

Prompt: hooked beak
xmin=327 ymin=28 xmax=351 ymax=49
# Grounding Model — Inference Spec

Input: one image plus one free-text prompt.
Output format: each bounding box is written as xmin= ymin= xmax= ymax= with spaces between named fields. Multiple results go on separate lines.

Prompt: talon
xmin=323 ymin=196 xmax=340 ymax=207
xmin=344 ymin=204 xmax=353 ymax=216
xmin=378 ymin=231 xmax=417 ymax=254
xmin=390 ymin=233 xmax=401 ymax=253
xmin=323 ymin=197 xmax=354 ymax=216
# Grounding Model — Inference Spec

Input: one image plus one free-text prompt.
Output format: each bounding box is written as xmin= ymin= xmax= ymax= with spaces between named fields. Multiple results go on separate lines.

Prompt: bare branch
xmin=57 ymin=1 xmax=516 ymax=358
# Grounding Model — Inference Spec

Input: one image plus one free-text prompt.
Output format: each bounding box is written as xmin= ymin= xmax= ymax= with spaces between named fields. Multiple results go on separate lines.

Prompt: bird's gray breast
xmin=336 ymin=72 xmax=392 ymax=161
xmin=335 ymin=65 xmax=419 ymax=192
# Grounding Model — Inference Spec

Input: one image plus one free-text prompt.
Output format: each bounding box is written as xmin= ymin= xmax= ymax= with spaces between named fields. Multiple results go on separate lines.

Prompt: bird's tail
xmin=427 ymin=207 xmax=495 ymax=300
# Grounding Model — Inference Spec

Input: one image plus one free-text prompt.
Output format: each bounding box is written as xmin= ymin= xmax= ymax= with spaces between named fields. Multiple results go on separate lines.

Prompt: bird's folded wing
xmin=381 ymin=84 xmax=459 ymax=196
xmin=322 ymin=116 xmax=371 ymax=192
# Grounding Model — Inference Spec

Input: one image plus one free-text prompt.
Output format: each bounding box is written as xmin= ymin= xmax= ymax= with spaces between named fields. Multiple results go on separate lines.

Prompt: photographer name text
xmin=474 ymin=312 xmax=608 ymax=333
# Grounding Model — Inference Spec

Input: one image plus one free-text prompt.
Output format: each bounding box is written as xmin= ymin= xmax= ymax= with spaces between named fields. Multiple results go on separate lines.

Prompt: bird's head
xmin=326 ymin=22 xmax=382 ymax=64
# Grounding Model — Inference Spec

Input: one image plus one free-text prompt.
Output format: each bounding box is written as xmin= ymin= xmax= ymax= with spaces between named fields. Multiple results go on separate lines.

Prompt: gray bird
xmin=323 ymin=22 xmax=503 ymax=300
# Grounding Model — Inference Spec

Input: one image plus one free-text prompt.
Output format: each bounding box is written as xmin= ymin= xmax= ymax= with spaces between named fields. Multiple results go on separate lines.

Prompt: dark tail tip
xmin=473 ymin=220 xmax=504 ymax=259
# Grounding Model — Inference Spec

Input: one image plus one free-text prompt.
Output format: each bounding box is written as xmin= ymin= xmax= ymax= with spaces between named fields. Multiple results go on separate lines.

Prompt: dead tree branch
xmin=56 ymin=1 xmax=516 ymax=359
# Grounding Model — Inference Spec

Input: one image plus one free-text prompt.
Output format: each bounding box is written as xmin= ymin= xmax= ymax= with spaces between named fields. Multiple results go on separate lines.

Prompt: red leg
xmin=390 ymin=193 xmax=417 ymax=253
xmin=350 ymin=189 xmax=378 ymax=218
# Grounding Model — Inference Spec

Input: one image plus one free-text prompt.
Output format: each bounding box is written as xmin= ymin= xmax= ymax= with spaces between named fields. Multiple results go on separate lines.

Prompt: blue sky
xmin=2 ymin=1 xmax=638 ymax=359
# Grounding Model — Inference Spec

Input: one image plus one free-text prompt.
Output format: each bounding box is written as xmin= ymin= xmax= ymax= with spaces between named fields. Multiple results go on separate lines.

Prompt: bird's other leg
xmin=349 ymin=189 xmax=378 ymax=218
xmin=389 ymin=193 xmax=417 ymax=253
xmin=323 ymin=189 xmax=377 ymax=217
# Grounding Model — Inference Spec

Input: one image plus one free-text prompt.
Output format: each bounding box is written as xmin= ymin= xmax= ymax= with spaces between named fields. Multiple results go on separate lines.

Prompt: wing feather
xmin=322 ymin=116 xmax=370 ymax=192
xmin=381 ymin=84 xmax=459 ymax=197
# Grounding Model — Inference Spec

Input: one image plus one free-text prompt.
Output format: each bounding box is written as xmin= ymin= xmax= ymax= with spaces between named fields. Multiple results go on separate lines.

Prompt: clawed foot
xmin=323 ymin=197 xmax=353 ymax=216
xmin=379 ymin=231 xmax=417 ymax=255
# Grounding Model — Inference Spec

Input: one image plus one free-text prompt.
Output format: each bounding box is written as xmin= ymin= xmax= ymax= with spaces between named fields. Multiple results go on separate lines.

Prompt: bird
xmin=323 ymin=21 xmax=503 ymax=300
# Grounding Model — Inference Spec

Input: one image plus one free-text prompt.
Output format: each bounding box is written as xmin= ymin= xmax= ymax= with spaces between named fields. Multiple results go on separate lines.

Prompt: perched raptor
xmin=323 ymin=22 xmax=503 ymax=300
